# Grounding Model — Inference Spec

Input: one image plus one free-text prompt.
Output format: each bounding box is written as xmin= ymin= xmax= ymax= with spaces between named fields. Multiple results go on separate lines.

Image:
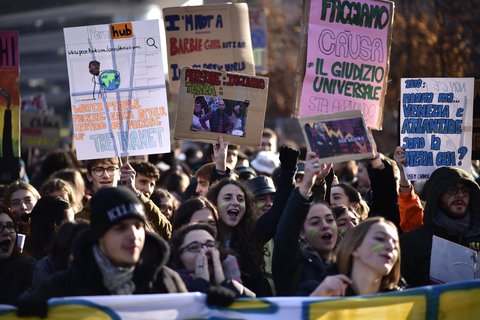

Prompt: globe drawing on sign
xmin=99 ymin=70 xmax=121 ymax=91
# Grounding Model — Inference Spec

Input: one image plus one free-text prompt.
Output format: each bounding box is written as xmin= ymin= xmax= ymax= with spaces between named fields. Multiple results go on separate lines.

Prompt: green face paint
xmin=218 ymin=201 xmax=229 ymax=209
xmin=370 ymin=243 xmax=383 ymax=253
xmin=255 ymin=201 xmax=265 ymax=209
xmin=339 ymin=228 xmax=346 ymax=237
xmin=310 ymin=229 xmax=318 ymax=237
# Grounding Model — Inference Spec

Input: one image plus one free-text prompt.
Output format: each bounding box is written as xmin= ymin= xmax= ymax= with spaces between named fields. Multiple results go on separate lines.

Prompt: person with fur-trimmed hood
xmin=400 ymin=167 xmax=480 ymax=287
xmin=27 ymin=187 xmax=187 ymax=299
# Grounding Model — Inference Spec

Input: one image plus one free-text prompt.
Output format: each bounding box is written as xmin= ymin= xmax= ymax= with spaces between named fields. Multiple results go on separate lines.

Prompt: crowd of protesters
xmin=1 ymin=127 xmax=480 ymax=316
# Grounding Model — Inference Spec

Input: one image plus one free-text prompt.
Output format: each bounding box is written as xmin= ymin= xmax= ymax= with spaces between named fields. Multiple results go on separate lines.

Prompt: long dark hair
xmin=194 ymin=96 xmax=209 ymax=115
xmin=50 ymin=220 xmax=89 ymax=270
xmin=172 ymin=196 xmax=218 ymax=231
xmin=207 ymin=179 xmax=265 ymax=269
xmin=27 ymin=195 xmax=72 ymax=260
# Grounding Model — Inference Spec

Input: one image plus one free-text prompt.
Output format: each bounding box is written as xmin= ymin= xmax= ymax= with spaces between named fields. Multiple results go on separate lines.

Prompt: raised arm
xmin=393 ymin=146 xmax=424 ymax=233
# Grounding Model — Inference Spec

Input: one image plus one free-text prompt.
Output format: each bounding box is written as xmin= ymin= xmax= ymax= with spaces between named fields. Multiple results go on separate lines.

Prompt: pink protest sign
xmin=295 ymin=0 xmax=394 ymax=129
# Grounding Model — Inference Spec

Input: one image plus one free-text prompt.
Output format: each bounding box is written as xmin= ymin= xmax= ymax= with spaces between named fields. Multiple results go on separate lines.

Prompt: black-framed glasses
xmin=446 ymin=186 xmax=470 ymax=196
xmin=0 ymin=222 xmax=16 ymax=234
xmin=180 ymin=240 xmax=218 ymax=253
xmin=91 ymin=166 xmax=118 ymax=177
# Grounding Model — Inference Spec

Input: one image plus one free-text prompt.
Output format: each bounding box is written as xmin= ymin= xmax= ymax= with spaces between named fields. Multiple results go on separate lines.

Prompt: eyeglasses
xmin=91 ymin=166 xmax=118 ymax=177
xmin=180 ymin=240 xmax=218 ymax=253
xmin=446 ymin=186 xmax=470 ymax=196
xmin=0 ymin=222 xmax=16 ymax=233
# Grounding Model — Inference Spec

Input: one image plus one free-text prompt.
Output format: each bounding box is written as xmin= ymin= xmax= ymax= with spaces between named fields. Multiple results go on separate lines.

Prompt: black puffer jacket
xmin=28 ymin=229 xmax=187 ymax=299
xmin=400 ymin=167 xmax=480 ymax=287
xmin=273 ymin=188 xmax=332 ymax=296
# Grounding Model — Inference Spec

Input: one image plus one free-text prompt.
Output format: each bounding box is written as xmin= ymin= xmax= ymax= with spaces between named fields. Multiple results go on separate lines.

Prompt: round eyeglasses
xmin=91 ymin=166 xmax=118 ymax=177
xmin=445 ymin=186 xmax=470 ymax=196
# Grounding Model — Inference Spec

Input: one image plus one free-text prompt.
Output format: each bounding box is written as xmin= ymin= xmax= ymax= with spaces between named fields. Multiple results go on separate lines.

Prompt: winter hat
xmin=90 ymin=187 xmax=146 ymax=239
xmin=250 ymin=151 xmax=280 ymax=175
xmin=247 ymin=176 xmax=276 ymax=198
xmin=235 ymin=166 xmax=257 ymax=181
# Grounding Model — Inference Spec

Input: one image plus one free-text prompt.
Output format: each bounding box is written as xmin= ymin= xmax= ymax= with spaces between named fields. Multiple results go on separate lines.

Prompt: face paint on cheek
xmin=255 ymin=201 xmax=265 ymax=209
xmin=310 ymin=229 xmax=317 ymax=237
xmin=370 ymin=243 xmax=384 ymax=253
xmin=218 ymin=201 xmax=229 ymax=210
xmin=339 ymin=228 xmax=346 ymax=237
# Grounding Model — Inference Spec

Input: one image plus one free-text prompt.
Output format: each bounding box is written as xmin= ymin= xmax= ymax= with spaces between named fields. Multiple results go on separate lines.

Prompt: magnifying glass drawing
xmin=146 ymin=37 xmax=158 ymax=49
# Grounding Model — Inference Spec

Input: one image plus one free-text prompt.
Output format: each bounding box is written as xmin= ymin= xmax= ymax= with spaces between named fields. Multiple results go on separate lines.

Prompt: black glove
xmin=279 ymin=146 xmax=299 ymax=172
xmin=16 ymin=298 xmax=48 ymax=318
xmin=206 ymin=285 xmax=236 ymax=307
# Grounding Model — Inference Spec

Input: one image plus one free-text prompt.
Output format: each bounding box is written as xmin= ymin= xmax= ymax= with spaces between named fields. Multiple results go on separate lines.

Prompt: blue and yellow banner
xmin=1 ymin=281 xmax=480 ymax=319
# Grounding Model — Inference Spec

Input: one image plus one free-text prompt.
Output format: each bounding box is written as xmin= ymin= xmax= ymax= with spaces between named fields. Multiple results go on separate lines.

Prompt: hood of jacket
xmin=423 ymin=167 xmax=480 ymax=231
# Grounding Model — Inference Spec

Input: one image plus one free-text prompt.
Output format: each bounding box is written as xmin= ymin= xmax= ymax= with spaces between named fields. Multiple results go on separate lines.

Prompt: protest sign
xmin=21 ymin=113 xmax=63 ymax=149
xmin=0 ymin=31 xmax=21 ymax=183
xmin=299 ymin=110 xmax=373 ymax=163
xmin=249 ymin=7 xmax=268 ymax=74
xmin=175 ymin=67 xmax=268 ymax=146
xmin=472 ymin=80 xmax=480 ymax=160
xmin=163 ymin=3 xmax=255 ymax=96
xmin=430 ymin=235 xmax=480 ymax=284
xmin=21 ymin=92 xmax=48 ymax=114
xmin=400 ymin=78 xmax=474 ymax=180
xmin=64 ymin=20 xmax=170 ymax=161
xmin=295 ymin=0 xmax=394 ymax=129
xmin=0 ymin=31 xmax=20 ymax=158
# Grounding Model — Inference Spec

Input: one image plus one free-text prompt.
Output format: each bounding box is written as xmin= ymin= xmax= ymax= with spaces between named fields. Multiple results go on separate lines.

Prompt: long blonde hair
xmin=335 ymin=217 xmax=400 ymax=291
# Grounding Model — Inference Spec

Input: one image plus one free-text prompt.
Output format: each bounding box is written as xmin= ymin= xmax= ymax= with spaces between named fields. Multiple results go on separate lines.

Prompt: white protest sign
xmin=400 ymin=78 xmax=474 ymax=180
xmin=430 ymin=235 xmax=480 ymax=284
xmin=64 ymin=20 xmax=170 ymax=160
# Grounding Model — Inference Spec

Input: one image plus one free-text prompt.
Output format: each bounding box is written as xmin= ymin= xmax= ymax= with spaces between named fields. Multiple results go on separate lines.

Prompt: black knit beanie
xmin=90 ymin=187 xmax=146 ymax=239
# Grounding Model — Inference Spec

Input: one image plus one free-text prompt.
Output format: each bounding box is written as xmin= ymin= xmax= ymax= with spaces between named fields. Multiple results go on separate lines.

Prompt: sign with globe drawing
xmin=64 ymin=20 xmax=170 ymax=160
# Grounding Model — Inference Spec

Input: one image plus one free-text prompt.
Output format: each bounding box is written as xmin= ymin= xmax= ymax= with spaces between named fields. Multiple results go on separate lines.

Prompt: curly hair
xmin=129 ymin=160 xmax=160 ymax=181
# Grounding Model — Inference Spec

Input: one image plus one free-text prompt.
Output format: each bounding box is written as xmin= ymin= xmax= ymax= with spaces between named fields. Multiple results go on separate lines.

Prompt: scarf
xmin=92 ymin=245 xmax=136 ymax=295
xmin=433 ymin=209 xmax=470 ymax=235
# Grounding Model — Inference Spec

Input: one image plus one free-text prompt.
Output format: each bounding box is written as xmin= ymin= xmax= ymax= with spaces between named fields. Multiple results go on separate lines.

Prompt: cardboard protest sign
xmin=430 ymin=236 xmax=480 ymax=284
xmin=64 ymin=20 xmax=170 ymax=161
xmin=175 ymin=67 xmax=268 ymax=146
xmin=163 ymin=3 xmax=255 ymax=96
xmin=249 ymin=7 xmax=268 ymax=74
xmin=299 ymin=110 xmax=373 ymax=163
xmin=295 ymin=0 xmax=394 ymax=129
xmin=400 ymin=78 xmax=474 ymax=180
